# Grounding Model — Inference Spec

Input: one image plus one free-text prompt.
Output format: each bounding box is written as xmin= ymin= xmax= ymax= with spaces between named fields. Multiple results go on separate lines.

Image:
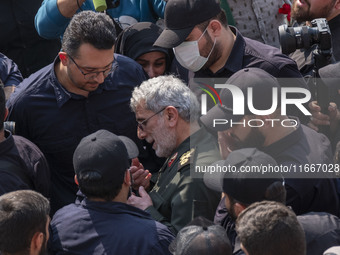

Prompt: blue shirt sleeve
xmin=35 ymin=0 xmax=167 ymax=40
xmin=35 ymin=0 xmax=94 ymax=40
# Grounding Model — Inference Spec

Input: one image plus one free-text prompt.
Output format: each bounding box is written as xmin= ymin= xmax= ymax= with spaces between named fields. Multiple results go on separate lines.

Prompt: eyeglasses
xmin=137 ymin=107 xmax=166 ymax=131
xmin=68 ymin=55 xmax=117 ymax=80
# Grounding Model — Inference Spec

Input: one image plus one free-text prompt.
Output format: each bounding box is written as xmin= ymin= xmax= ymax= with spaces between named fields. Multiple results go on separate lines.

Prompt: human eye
xmin=154 ymin=61 xmax=165 ymax=67
xmin=137 ymin=61 xmax=148 ymax=68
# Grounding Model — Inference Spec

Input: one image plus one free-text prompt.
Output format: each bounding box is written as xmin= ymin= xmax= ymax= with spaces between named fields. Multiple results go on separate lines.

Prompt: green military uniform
xmin=145 ymin=127 xmax=221 ymax=234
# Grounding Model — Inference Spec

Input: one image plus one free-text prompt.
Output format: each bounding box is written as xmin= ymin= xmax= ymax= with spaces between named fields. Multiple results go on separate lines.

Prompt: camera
xmin=278 ymin=18 xmax=332 ymax=55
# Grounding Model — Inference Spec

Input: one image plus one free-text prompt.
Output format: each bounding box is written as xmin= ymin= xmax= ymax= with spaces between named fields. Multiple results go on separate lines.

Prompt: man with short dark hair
xmin=50 ymin=129 xmax=174 ymax=254
xmin=7 ymin=11 xmax=147 ymax=214
xmin=236 ymin=201 xmax=306 ymax=255
xmin=0 ymin=190 xmax=50 ymax=255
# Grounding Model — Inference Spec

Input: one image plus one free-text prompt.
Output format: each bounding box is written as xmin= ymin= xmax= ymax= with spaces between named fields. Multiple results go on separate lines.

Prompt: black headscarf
xmin=115 ymin=22 xmax=172 ymax=71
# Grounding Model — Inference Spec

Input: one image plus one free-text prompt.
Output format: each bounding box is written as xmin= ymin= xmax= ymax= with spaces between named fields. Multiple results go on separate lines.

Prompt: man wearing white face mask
xmin=172 ymin=26 xmax=216 ymax=73
xmin=155 ymin=0 xmax=309 ymax=122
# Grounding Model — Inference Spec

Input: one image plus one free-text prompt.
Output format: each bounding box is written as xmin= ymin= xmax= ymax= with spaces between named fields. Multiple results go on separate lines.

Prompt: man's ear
xmin=164 ymin=106 xmax=179 ymax=127
xmin=59 ymin=52 xmax=68 ymax=66
xmin=234 ymin=202 xmax=247 ymax=217
xmin=30 ymin=232 xmax=44 ymax=254
xmin=124 ymin=170 xmax=131 ymax=186
xmin=74 ymin=175 xmax=79 ymax=186
xmin=334 ymin=0 xmax=340 ymax=9
xmin=208 ymin=20 xmax=222 ymax=37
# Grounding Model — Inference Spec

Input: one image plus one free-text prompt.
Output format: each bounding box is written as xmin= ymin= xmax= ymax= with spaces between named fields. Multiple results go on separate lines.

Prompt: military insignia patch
xmin=178 ymin=148 xmax=195 ymax=169
xmin=168 ymin=152 xmax=178 ymax=167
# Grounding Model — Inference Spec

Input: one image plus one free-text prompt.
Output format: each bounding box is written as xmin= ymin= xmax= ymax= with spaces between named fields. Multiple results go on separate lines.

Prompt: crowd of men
xmin=1 ymin=0 xmax=340 ymax=254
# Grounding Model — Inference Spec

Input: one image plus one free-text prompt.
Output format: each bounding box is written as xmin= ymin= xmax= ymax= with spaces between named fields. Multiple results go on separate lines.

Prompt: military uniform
xmin=145 ymin=127 xmax=221 ymax=234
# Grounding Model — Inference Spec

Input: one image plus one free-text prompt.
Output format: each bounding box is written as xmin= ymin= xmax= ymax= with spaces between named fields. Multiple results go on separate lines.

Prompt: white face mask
xmin=173 ymin=28 xmax=216 ymax=72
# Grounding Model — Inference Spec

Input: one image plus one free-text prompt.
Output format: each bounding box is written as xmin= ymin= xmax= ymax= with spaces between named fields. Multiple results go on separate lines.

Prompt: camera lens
xmin=278 ymin=18 xmax=331 ymax=55
xmin=278 ymin=25 xmax=298 ymax=55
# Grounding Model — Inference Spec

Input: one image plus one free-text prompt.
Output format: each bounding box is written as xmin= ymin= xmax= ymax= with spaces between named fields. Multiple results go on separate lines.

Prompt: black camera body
xmin=278 ymin=18 xmax=332 ymax=55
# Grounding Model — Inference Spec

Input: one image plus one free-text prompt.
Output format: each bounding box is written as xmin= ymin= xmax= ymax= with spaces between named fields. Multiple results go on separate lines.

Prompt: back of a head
xmin=170 ymin=224 xmax=232 ymax=255
xmin=73 ymin=129 xmax=138 ymax=201
xmin=236 ymin=201 xmax=306 ymax=255
xmin=62 ymin=11 xmax=116 ymax=57
xmin=0 ymin=190 xmax=50 ymax=254
xmin=130 ymin=75 xmax=199 ymax=123
xmin=204 ymin=148 xmax=287 ymax=206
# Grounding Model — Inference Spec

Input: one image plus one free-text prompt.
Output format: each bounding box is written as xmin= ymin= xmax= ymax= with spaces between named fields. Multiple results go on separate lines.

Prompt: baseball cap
xmin=73 ymin=129 xmax=139 ymax=185
xmin=169 ymin=224 xmax=231 ymax=255
xmin=203 ymin=148 xmax=284 ymax=205
xmin=154 ymin=0 xmax=221 ymax=48
xmin=200 ymin=68 xmax=281 ymax=132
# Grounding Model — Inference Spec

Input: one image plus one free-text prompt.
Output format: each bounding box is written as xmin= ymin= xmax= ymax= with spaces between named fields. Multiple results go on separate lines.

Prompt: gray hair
xmin=130 ymin=75 xmax=199 ymax=122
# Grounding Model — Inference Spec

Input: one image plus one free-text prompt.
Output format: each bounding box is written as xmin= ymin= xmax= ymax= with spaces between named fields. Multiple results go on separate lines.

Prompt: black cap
xmin=203 ymin=148 xmax=284 ymax=205
xmin=115 ymin=22 xmax=170 ymax=60
xmin=154 ymin=0 xmax=221 ymax=48
xmin=73 ymin=130 xmax=139 ymax=185
xmin=200 ymin=68 xmax=281 ymax=132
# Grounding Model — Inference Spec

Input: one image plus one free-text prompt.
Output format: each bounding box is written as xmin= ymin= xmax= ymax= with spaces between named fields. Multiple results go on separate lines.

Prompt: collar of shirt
xmin=80 ymin=197 xmax=153 ymax=219
xmin=50 ymin=55 xmax=120 ymax=108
